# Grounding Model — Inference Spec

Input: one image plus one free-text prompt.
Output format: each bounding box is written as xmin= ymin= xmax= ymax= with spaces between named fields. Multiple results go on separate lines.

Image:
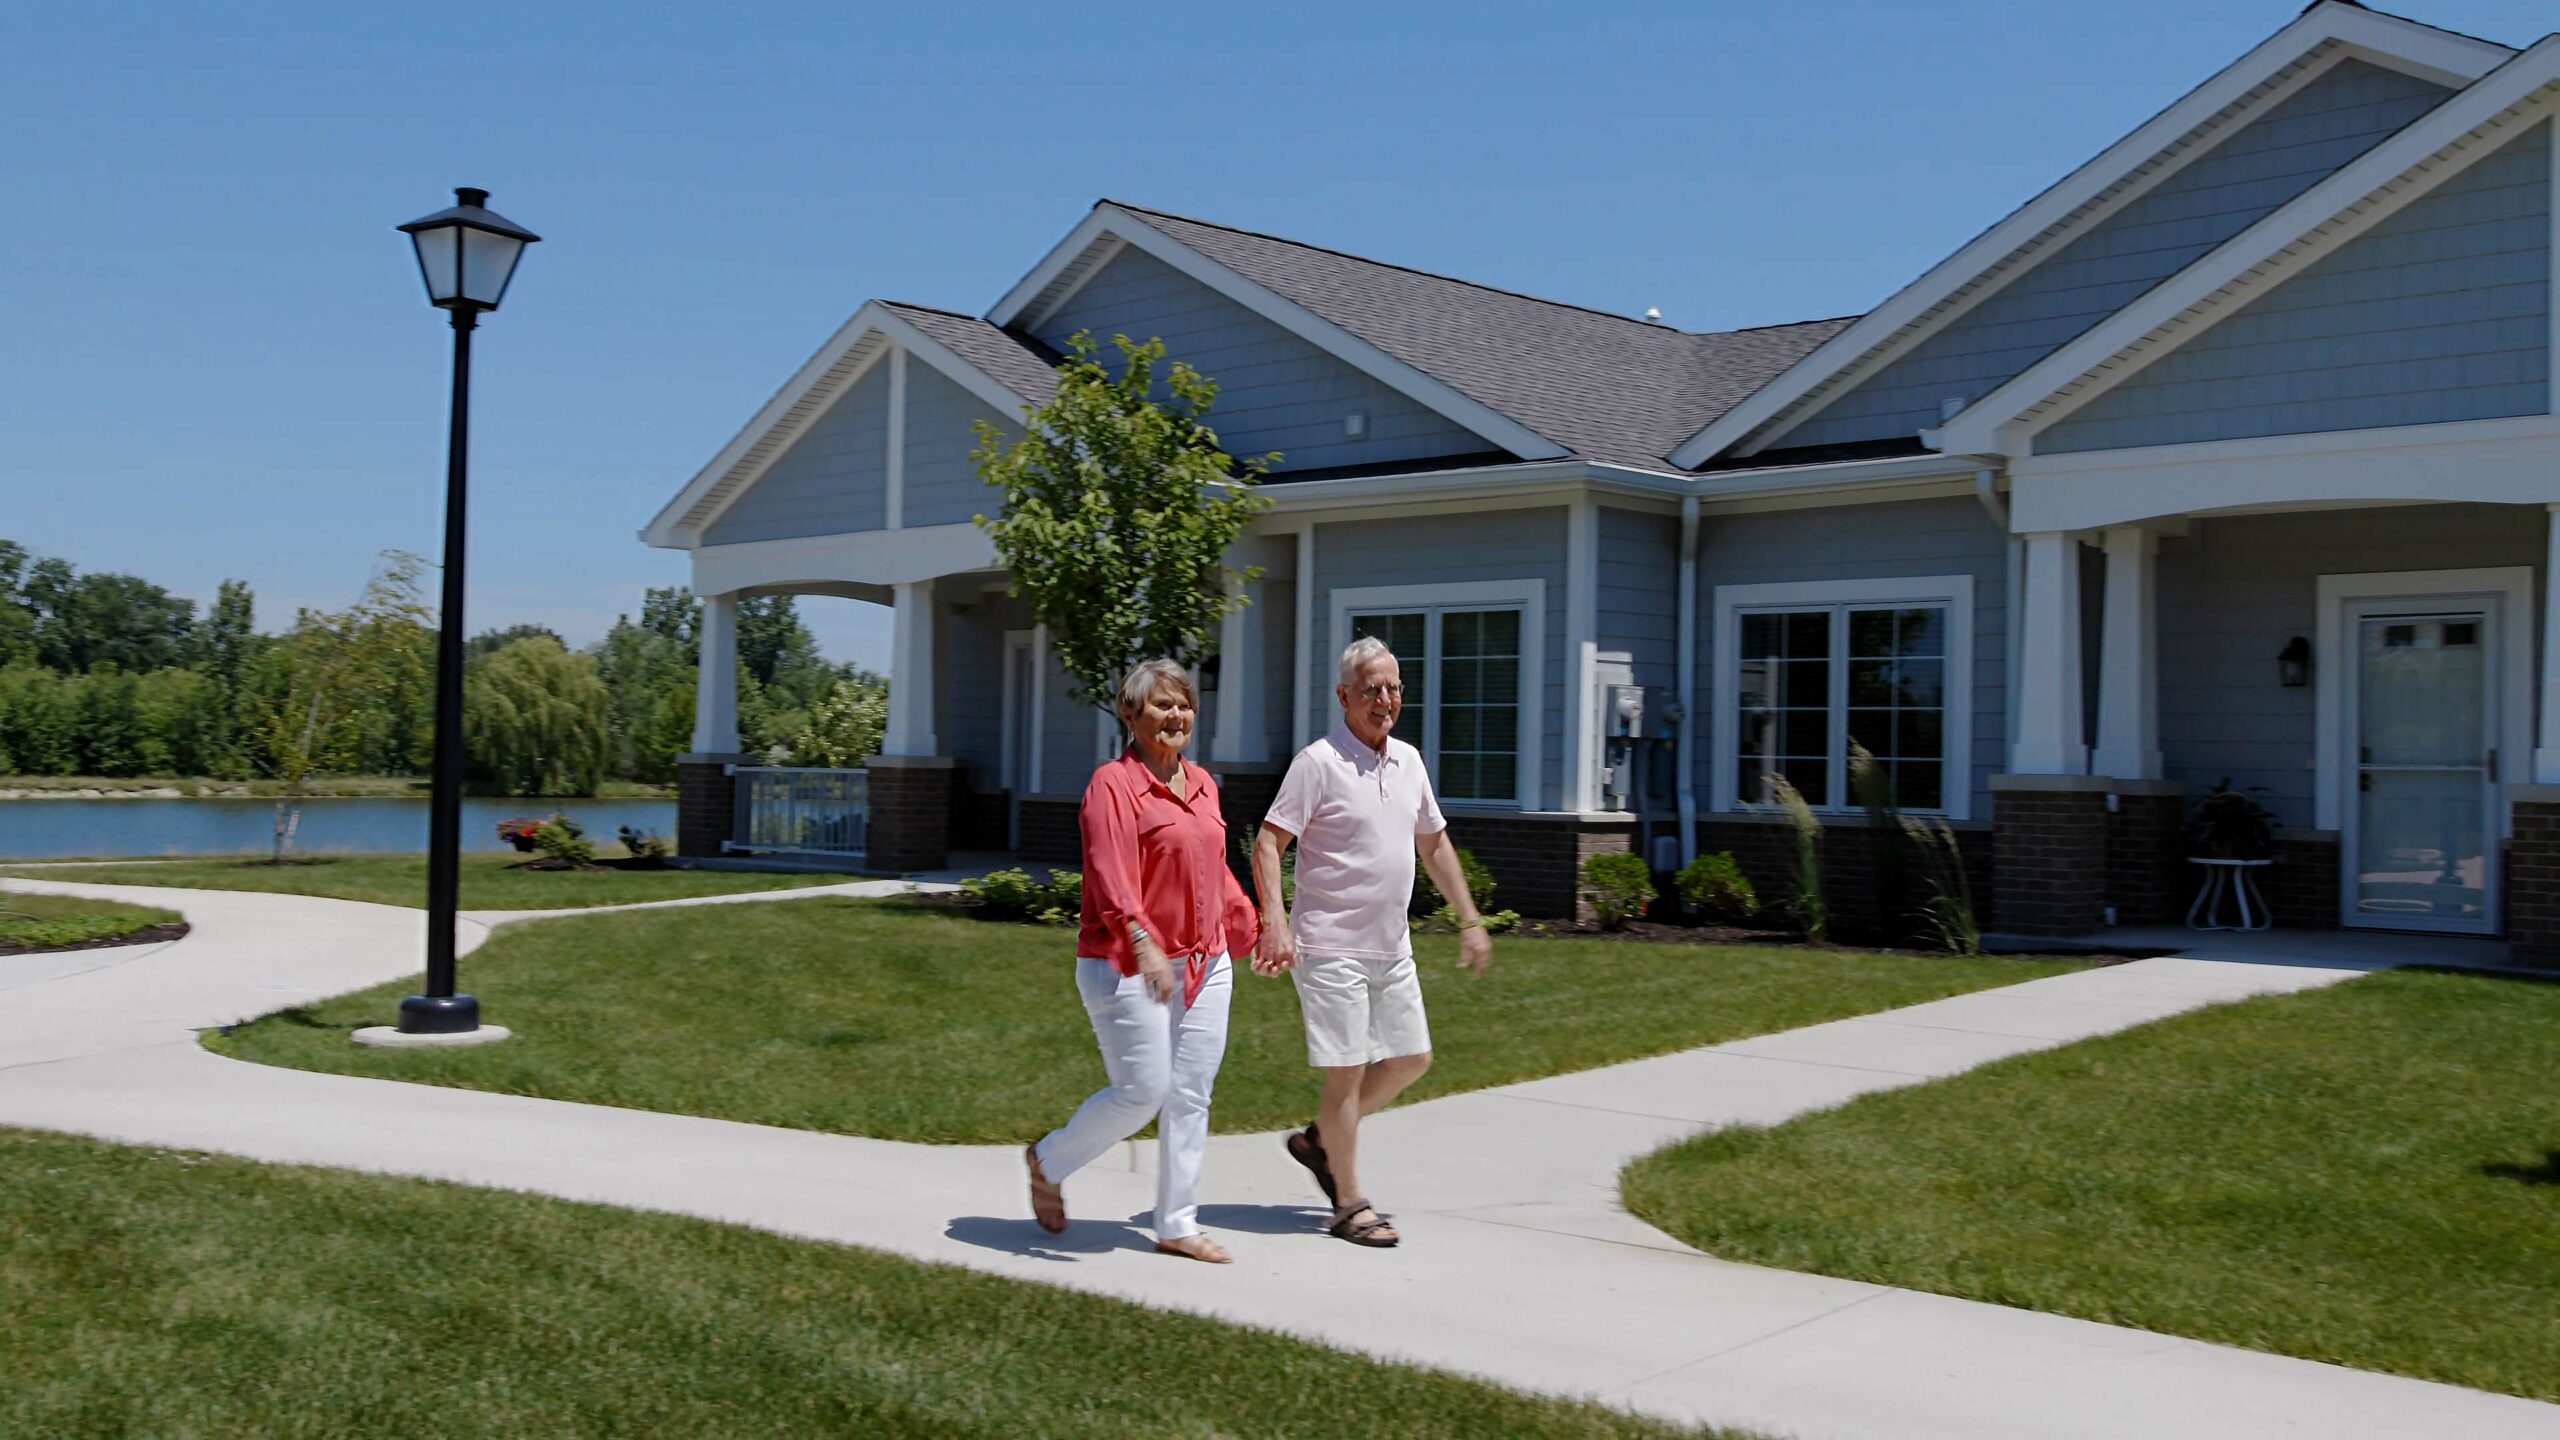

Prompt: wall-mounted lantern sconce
xmin=2278 ymin=636 xmax=2312 ymax=688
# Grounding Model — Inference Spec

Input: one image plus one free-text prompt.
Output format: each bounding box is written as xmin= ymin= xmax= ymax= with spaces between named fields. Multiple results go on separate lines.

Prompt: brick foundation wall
xmin=2106 ymin=790 xmax=2187 ymax=926
xmin=2261 ymin=835 xmax=2342 ymax=929
xmin=2507 ymin=795 xmax=2560 ymax=969
xmin=954 ymin=785 xmax=1010 ymax=853
xmin=863 ymin=760 xmax=953 ymax=873
xmin=675 ymin=759 xmax=742 ymax=859
xmin=1441 ymin=814 xmax=1637 ymax=923
xmin=1017 ymin=797 xmax=1081 ymax=865
xmin=1992 ymin=781 xmax=2110 ymax=936
xmin=1692 ymin=815 xmax=1996 ymax=939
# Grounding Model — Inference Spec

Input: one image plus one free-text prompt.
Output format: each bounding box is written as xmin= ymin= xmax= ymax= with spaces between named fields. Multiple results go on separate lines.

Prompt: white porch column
xmin=2010 ymin=531 xmax=2087 ymax=776
xmin=2538 ymin=504 xmax=2560 ymax=783
xmin=883 ymin=579 xmax=938 ymax=757
xmin=1211 ymin=574 xmax=1267 ymax=764
xmin=690 ymin=590 xmax=741 ymax=754
xmin=2091 ymin=524 xmax=2160 ymax=780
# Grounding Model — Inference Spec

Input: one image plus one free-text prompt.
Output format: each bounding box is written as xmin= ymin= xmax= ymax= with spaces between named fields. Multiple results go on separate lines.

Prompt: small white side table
xmin=2186 ymin=858 xmax=2273 ymax=932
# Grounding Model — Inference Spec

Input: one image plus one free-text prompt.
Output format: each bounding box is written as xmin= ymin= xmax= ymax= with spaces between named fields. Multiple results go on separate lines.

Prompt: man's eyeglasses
xmin=1357 ymin=682 xmax=1404 ymax=701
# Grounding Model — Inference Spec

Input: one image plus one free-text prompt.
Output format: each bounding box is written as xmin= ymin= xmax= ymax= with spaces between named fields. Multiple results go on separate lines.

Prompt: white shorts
xmin=1289 ymin=951 xmax=1431 ymax=1069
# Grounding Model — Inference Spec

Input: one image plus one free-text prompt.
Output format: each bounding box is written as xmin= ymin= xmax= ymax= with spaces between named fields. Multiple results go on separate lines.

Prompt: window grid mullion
xmin=1423 ymin=609 xmax=1444 ymax=773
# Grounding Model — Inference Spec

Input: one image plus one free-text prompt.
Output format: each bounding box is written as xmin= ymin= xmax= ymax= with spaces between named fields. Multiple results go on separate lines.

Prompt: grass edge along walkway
xmin=0 ymin=1127 xmax=1742 ymax=1439
xmin=0 ymin=891 xmax=181 ymax=950
xmin=1622 ymin=966 xmax=2560 ymax=1404
xmin=0 ymin=852 xmax=848 ymax=910
xmin=211 ymin=895 xmax=2083 ymax=1143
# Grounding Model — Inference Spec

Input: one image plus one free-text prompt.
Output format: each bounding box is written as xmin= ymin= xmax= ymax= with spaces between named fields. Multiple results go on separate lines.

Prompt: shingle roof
xmin=1101 ymin=201 xmax=1858 ymax=469
xmin=879 ymin=301 xmax=1060 ymax=409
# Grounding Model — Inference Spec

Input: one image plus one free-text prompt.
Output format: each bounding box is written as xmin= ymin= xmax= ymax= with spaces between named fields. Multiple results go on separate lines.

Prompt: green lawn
xmin=0 ymin=1128 xmax=1726 ymax=1438
xmin=1623 ymin=967 xmax=2560 ymax=1403
xmin=1 ymin=852 xmax=848 ymax=910
xmin=213 ymin=897 xmax=2078 ymax=1142
xmin=0 ymin=890 xmax=180 ymax=949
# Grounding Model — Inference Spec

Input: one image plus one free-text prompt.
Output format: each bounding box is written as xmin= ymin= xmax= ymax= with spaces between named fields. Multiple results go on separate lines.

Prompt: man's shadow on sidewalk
xmin=943 ymin=1203 xmax=1321 ymax=1261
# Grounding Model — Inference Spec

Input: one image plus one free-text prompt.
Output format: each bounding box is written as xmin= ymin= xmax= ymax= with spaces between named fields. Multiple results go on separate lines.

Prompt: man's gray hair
xmin=1116 ymin=657 xmax=1198 ymax=721
xmin=1338 ymin=634 xmax=1397 ymax=687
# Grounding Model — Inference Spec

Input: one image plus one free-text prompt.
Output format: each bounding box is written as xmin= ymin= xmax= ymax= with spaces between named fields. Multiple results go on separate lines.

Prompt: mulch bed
xmin=0 ymin=921 xmax=191 ymax=958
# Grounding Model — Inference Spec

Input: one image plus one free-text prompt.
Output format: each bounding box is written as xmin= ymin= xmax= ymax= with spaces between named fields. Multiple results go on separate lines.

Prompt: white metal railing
xmin=726 ymin=765 xmax=868 ymax=858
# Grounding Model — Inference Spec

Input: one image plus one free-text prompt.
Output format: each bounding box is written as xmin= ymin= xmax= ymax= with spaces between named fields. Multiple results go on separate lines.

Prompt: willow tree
xmin=463 ymin=635 xmax=610 ymax=796
xmin=971 ymin=333 xmax=1272 ymax=707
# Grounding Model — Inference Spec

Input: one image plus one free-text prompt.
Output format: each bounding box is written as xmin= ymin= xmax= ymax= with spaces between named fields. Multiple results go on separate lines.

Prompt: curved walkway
xmin=0 ymin=875 xmax=2550 ymax=1440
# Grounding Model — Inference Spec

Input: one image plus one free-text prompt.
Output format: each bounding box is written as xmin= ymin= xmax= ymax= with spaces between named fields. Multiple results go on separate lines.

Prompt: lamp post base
xmin=396 ymin=992 xmax=483 ymax=1034
xmin=354 ymin=1022 xmax=512 ymax=1050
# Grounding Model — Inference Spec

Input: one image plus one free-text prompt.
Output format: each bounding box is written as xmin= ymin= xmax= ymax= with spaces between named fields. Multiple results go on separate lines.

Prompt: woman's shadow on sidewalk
xmin=943 ymin=1203 xmax=1320 ymax=1262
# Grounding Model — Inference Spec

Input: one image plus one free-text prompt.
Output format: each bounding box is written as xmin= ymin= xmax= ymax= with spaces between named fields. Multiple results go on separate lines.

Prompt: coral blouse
xmin=1078 ymin=747 xmax=1259 ymax=1005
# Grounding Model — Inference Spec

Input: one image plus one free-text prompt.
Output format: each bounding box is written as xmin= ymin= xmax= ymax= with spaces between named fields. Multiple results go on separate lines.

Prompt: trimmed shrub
xmin=1676 ymin=851 xmax=1758 ymax=924
xmin=1580 ymin=851 xmax=1656 ymax=930
xmin=959 ymin=866 xmax=1081 ymax=926
xmin=1413 ymin=844 xmax=1519 ymax=933
xmin=532 ymin=813 xmax=596 ymax=867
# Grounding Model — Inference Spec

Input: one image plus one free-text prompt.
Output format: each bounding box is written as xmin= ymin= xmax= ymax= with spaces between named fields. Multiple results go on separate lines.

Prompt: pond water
xmin=0 ymin=797 xmax=679 ymax=861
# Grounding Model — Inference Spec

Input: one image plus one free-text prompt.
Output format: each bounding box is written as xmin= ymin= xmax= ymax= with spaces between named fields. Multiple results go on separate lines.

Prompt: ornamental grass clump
xmin=1763 ymin=774 xmax=1828 ymax=943
xmin=1675 ymin=851 xmax=1759 ymax=925
xmin=1580 ymin=852 xmax=1656 ymax=930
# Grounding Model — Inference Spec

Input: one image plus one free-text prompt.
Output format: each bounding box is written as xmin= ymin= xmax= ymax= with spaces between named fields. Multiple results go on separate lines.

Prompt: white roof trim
xmin=1940 ymin=37 xmax=2560 ymax=457
xmin=987 ymin=204 xmax=1570 ymax=463
xmin=1666 ymin=1 xmax=2513 ymax=470
xmin=642 ymin=301 xmax=1046 ymax=549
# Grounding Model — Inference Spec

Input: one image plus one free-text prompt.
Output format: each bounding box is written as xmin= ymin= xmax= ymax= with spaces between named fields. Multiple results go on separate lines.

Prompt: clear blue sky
xmin=4 ymin=1 xmax=2548 ymax=673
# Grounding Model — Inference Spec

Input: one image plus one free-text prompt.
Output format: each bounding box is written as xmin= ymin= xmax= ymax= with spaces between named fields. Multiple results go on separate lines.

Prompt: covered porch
xmin=1991 ymin=464 xmax=2560 ymax=965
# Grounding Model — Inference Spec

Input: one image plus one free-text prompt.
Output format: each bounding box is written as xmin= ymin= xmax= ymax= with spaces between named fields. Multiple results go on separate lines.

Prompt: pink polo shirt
xmin=1263 ymin=721 xmax=1448 ymax=960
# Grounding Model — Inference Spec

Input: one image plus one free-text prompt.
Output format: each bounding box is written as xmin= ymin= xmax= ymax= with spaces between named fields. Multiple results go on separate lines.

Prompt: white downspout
xmin=1973 ymin=466 xmax=2022 ymax=769
xmin=1675 ymin=493 xmax=1701 ymax=867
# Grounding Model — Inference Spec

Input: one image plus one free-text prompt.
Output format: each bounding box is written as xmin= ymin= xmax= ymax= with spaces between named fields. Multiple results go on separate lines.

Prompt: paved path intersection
xmin=2 ymin=875 xmax=2550 ymax=1439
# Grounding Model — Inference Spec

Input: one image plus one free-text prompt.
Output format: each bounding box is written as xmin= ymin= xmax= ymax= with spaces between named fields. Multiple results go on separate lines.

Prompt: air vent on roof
xmin=1642 ymin=307 xmax=1665 ymax=325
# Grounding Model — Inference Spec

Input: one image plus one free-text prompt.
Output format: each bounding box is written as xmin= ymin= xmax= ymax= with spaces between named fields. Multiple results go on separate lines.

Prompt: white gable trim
xmin=1667 ymin=2 xmax=2512 ymax=470
xmin=643 ymin=300 xmax=1047 ymax=549
xmin=1940 ymin=39 xmax=2560 ymax=458
xmin=987 ymin=205 xmax=1569 ymax=463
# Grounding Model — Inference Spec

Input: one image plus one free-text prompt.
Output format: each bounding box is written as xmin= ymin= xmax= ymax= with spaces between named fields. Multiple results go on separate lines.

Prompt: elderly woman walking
xmin=1025 ymin=658 xmax=1258 ymax=1263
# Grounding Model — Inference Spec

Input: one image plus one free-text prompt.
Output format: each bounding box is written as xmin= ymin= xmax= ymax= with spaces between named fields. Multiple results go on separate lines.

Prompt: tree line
xmin=0 ymin=539 xmax=887 ymax=796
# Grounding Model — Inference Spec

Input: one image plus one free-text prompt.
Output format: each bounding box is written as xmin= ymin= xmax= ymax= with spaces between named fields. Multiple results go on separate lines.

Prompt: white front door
xmin=2342 ymin=602 xmax=2499 ymax=934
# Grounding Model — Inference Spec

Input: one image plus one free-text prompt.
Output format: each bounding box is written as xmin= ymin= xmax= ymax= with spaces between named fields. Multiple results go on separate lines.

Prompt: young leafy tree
xmin=254 ymin=552 xmax=434 ymax=859
xmin=971 ymin=332 xmax=1273 ymax=707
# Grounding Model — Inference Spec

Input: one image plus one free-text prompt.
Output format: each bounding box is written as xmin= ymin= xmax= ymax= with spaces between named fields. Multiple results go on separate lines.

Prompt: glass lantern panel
xmin=459 ymin=227 xmax=526 ymax=307
xmin=411 ymin=226 xmax=461 ymax=304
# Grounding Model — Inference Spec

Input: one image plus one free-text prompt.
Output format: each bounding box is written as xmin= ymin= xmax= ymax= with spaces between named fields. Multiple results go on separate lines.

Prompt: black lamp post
xmin=393 ymin=187 xmax=539 ymax=1035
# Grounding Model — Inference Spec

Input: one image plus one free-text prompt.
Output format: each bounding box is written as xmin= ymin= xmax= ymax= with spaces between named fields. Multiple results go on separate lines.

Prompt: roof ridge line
xmin=1100 ymin=198 xmax=1717 ymax=335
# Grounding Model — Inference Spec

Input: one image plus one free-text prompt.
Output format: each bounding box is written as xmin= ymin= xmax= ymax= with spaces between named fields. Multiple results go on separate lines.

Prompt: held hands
xmin=1252 ymin=920 xmax=1296 ymax=977
xmin=1133 ymin=933 xmax=1177 ymax=1004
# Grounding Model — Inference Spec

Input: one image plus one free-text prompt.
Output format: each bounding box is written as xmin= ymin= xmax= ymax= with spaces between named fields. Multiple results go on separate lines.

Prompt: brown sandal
xmin=1153 ymin=1234 xmax=1234 ymax=1264
xmin=1328 ymin=1198 xmax=1399 ymax=1248
xmin=1026 ymin=1142 xmax=1066 ymax=1234
xmin=1285 ymin=1122 xmax=1339 ymax=1204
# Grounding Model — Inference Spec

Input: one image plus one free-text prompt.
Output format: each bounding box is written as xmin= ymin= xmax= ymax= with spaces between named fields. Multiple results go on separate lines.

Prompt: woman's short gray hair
xmin=1338 ymin=634 xmax=1396 ymax=687
xmin=1116 ymin=657 xmax=1198 ymax=721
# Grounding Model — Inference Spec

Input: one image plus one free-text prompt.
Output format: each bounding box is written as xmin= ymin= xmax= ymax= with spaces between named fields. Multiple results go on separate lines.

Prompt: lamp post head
xmin=397 ymin=186 xmax=540 ymax=313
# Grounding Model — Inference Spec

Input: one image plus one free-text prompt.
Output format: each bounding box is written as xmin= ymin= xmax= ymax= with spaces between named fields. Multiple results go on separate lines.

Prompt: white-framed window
xmin=1329 ymin=579 xmax=1545 ymax=808
xmin=1712 ymin=576 xmax=1974 ymax=820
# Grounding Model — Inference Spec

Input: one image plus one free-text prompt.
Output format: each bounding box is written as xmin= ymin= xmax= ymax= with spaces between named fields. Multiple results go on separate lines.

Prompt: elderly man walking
xmin=1251 ymin=635 xmax=1491 ymax=1247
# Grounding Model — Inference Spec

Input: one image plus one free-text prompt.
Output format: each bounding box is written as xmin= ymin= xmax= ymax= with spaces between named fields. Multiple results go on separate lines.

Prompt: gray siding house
xmin=648 ymin=1 xmax=2560 ymax=956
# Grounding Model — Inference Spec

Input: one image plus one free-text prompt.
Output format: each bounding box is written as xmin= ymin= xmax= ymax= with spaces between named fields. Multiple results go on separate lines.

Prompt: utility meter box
xmin=1592 ymin=652 xmax=1638 ymax=809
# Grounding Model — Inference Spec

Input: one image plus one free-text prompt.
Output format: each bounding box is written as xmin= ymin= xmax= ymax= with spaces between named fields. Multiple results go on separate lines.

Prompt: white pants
xmin=1033 ymin=954 xmax=1232 ymax=1240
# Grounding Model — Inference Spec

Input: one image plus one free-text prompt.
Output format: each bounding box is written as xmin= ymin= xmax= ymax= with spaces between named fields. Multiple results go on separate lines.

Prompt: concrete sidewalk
xmin=1 ymin=876 xmax=2550 ymax=1440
